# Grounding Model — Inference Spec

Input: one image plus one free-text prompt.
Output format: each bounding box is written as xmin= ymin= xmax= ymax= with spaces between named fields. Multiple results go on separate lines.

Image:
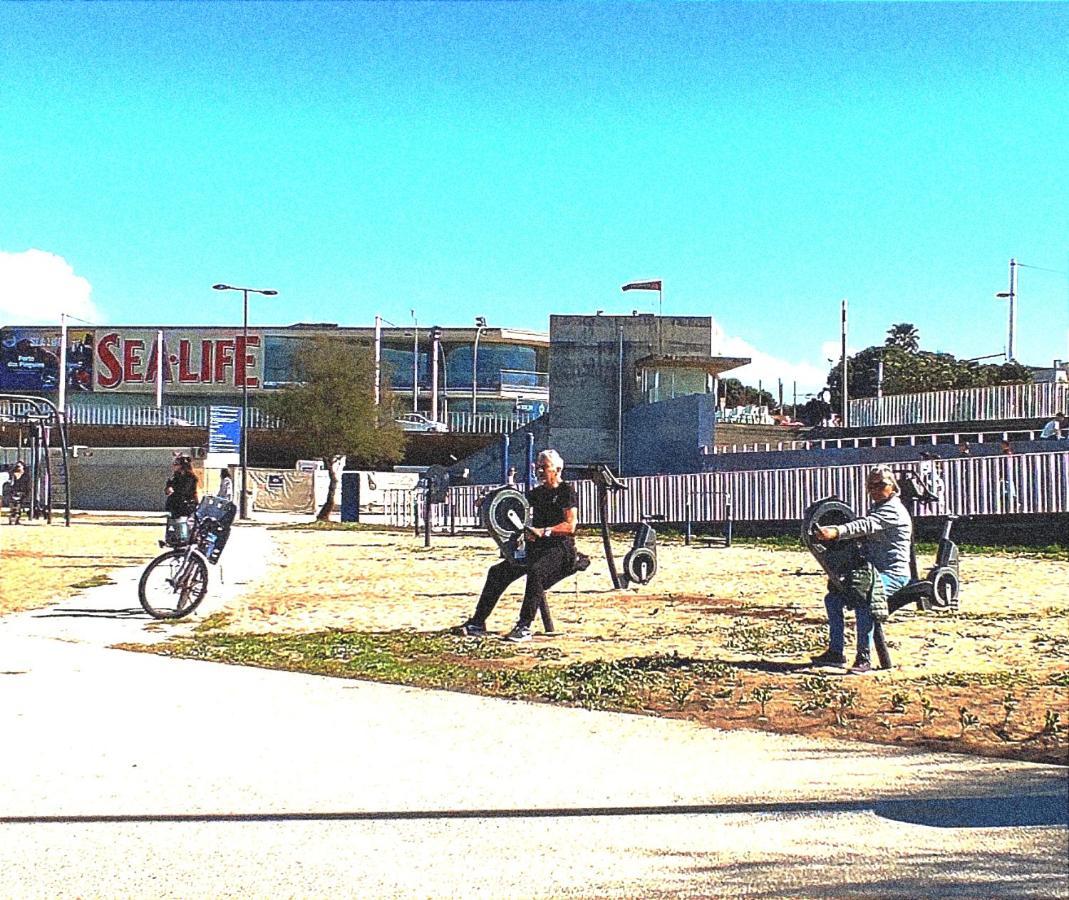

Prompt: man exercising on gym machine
xmin=453 ymin=449 xmax=578 ymax=643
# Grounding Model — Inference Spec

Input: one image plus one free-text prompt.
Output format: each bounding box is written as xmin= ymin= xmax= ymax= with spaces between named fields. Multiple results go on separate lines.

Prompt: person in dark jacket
xmin=453 ymin=449 xmax=578 ymax=643
xmin=6 ymin=460 xmax=31 ymax=515
xmin=165 ymin=455 xmax=199 ymax=518
xmin=811 ymin=464 xmax=913 ymax=674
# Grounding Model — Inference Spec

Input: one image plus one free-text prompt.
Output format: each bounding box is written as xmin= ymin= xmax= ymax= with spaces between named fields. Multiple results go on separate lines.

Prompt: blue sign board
xmin=209 ymin=406 xmax=242 ymax=455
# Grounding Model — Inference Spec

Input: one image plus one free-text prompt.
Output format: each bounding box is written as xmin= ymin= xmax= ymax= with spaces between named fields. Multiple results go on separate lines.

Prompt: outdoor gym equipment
xmin=417 ymin=463 xmax=471 ymax=546
xmin=477 ymin=486 xmax=584 ymax=633
xmin=0 ymin=393 xmax=72 ymax=526
xmin=138 ymin=495 xmax=237 ymax=619
xmin=801 ymin=477 xmax=961 ymax=669
xmin=588 ymin=464 xmax=660 ymax=590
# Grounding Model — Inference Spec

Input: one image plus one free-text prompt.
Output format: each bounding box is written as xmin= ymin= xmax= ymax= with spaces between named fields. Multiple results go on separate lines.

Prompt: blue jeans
xmin=824 ymin=572 xmax=909 ymax=659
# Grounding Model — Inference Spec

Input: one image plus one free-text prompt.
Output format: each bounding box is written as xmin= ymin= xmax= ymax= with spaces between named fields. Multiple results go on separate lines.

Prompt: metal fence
xmin=849 ymin=382 xmax=1068 ymax=428
xmin=446 ymin=411 xmax=536 ymax=434
xmin=63 ymin=403 xmax=277 ymax=428
xmin=709 ymin=427 xmax=1048 ymax=454
xmin=389 ymin=449 xmax=1069 ymax=529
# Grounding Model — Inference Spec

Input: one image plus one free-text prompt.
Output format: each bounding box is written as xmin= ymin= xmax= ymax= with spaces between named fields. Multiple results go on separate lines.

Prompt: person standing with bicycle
xmin=164 ymin=456 xmax=199 ymax=539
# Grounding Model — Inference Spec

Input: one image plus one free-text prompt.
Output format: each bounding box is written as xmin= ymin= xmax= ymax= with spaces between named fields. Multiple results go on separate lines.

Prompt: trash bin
xmin=341 ymin=471 xmax=359 ymax=523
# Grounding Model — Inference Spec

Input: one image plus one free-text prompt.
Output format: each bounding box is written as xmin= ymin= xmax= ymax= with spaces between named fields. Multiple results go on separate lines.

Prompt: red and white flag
xmin=621 ymin=280 xmax=662 ymax=292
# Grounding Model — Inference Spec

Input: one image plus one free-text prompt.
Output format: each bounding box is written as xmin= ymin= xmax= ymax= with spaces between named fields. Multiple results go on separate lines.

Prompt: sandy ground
xmin=0 ymin=514 xmax=157 ymax=615
xmin=223 ymin=524 xmax=1069 ymax=764
xmin=4 ymin=517 xmax=1067 ymax=764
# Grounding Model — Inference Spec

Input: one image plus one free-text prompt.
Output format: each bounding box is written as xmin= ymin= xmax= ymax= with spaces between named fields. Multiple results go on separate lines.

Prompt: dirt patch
xmin=183 ymin=526 xmax=1069 ymax=766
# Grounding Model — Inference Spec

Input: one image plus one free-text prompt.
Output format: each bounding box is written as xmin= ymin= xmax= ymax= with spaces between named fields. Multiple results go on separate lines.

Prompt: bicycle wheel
xmin=138 ymin=550 xmax=209 ymax=619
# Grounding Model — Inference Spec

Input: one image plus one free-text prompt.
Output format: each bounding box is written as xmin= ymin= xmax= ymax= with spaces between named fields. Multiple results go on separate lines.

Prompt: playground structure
xmin=0 ymin=394 xmax=72 ymax=526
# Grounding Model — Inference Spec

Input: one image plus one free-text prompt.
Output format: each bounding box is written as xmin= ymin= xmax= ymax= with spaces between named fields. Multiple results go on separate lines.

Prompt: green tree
xmin=885 ymin=322 xmax=920 ymax=353
xmin=720 ymin=377 xmax=775 ymax=409
xmin=826 ymin=330 xmax=1033 ymax=408
xmin=260 ymin=337 xmax=404 ymax=520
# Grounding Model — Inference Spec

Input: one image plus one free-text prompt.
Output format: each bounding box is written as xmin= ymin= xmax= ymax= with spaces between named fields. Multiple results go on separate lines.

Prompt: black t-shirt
xmin=165 ymin=471 xmax=199 ymax=516
xmin=528 ymin=481 xmax=578 ymax=545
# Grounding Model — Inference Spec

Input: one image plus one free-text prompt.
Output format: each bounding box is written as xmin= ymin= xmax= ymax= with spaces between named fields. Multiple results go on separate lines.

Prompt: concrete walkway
xmin=1 ymin=524 xmax=1066 ymax=898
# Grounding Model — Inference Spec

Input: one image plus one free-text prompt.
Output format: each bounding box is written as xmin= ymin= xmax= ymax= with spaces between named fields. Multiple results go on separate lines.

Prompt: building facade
xmin=0 ymin=323 xmax=549 ymax=431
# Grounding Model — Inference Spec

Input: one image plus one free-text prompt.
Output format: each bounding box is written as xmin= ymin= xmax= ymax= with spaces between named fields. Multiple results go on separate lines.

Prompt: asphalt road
xmin=1 ymin=524 xmax=1066 ymax=898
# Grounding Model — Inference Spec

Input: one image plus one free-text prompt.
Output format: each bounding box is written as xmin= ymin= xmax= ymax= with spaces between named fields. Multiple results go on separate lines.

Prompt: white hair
xmin=537 ymin=449 xmax=564 ymax=472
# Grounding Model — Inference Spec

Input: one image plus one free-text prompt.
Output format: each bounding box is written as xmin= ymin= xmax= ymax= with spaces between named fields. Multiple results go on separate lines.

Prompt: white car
xmin=395 ymin=413 xmax=447 ymax=433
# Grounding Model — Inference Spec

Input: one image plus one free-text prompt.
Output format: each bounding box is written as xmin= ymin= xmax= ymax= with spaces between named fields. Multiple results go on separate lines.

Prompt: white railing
xmin=390 ymin=449 xmax=1069 ymax=527
xmin=64 ymin=403 xmax=277 ymax=428
xmin=446 ymin=411 xmax=536 ymax=434
xmin=849 ymin=382 xmax=1068 ymax=428
xmin=708 ymin=427 xmax=1047 ymax=454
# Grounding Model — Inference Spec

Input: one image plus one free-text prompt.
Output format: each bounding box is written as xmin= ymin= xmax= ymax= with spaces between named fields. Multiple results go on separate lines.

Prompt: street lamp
xmin=472 ymin=316 xmax=487 ymax=420
xmin=212 ymin=283 xmax=277 ymax=520
xmin=995 ymin=258 xmax=1018 ymax=362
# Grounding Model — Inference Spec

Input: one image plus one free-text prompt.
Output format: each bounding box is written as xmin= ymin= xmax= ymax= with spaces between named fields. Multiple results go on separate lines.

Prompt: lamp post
xmin=995 ymin=257 xmax=1018 ymax=362
xmin=212 ymin=283 xmax=277 ymax=520
xmin=472 ymin=316 xmax=486 ymax=422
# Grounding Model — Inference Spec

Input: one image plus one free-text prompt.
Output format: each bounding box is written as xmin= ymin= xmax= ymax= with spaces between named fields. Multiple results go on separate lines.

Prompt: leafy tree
xmin=720 ymin=377 xmax=775 ymax=409
xmin=260 ymin=337 xmax=404 ymax=520
xmin=885 ymin=322 xmax=920 ymax=353
xmin=826 ymin=328 xmax=1033 ymax=408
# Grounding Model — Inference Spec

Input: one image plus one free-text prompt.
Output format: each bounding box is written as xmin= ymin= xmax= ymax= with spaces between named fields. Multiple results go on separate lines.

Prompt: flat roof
xmin=634 ymin=354 xmax=751 ymax=376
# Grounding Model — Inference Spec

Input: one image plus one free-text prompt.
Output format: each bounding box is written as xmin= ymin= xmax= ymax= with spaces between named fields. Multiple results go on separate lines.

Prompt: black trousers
xmin=472 ymin=541 xmax=575 ymax=628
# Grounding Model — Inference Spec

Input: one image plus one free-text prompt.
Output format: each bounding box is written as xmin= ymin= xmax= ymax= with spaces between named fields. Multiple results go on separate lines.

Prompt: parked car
xmin=395 ymin=413 xmax=447 ymax=433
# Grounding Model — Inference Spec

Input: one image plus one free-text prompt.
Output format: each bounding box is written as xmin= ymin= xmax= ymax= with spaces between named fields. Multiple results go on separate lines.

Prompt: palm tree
xmin=885 ymin=322 xmax=920 ymax=353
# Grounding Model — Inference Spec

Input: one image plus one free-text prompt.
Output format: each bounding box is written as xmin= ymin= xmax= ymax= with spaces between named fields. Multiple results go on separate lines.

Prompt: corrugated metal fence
xmin=849 ymin=382 xmax=1068 ymax=428
xmin=388 ymin=449 xmax=1069 ymax=529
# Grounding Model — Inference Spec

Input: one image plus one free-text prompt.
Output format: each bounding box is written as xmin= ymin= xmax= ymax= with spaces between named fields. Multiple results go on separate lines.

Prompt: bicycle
xmin=138 ymin=496 xmax=237 ymax=619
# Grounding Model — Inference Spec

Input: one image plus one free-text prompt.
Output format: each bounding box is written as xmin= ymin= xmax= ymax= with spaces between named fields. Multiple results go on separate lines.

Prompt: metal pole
xmin=58 ymin=314 xmax=67 ymax=415
xmin=472 ymin=325 xmax=483 ymax=419
xmin=1008 ymin=257 xmax=1018 ymax=362
xmin=240 ymin=290 xmax=249 ymax=520
xmin=411 ymin=311 xmax=418 ymax=412
xmin=156 ymin=330 xmax=164 ymax=409
xmin=373 ymin=315 xmax=382 ymax=406
xmin=430 ymin=328 xmax=439 ymax=423
xmin=616 ymin=323 xmax=624 ymax=472
xmin=525 ymin=432 xmax=535 ymax=490
xmin=840 ymin=298 xmax=849 ymax=427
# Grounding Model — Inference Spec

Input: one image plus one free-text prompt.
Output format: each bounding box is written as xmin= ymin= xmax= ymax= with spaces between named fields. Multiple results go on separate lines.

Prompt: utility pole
xmin=840 ymin=299 xmax=849 ymax=427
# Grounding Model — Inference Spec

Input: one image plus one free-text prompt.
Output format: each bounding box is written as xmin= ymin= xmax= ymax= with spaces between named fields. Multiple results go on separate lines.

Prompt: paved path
xmin=1 ymin=525 xmax=1066 ymax=898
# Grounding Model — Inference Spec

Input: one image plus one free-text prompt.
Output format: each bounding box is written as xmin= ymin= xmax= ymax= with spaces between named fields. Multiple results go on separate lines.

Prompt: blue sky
xmin=1 ymin=2 xmax=1066 ymax=394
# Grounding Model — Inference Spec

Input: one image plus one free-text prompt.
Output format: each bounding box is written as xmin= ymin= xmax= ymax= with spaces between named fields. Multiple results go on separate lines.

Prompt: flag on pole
xmin=621 ymin=280 xmax=662 ymax=292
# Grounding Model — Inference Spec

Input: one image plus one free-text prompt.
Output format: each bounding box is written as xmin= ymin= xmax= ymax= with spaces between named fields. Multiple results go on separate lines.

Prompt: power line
xmin=1017 ymin=263 xmax=1068 ymax=276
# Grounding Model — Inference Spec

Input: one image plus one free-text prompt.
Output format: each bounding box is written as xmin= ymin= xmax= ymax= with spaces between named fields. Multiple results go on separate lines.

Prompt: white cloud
xmin=0 ymin=249 xmax=98 ymax=325
xmin=710 ymin=317 xmax=831 ymax=399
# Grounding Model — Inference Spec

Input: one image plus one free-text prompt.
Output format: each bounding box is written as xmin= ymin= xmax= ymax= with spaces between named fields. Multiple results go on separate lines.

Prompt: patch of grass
xmin=194 ymin=612 xmax=233 ymax=633
xmin=69 ymin=574 xmax=115 ymax=590
xmin=917 ymin=669 xmax=1035 ymax=689
xmin=135 ymin=631 xmax=744 ymax=713
xmin=724 ymin=618 xmax=824 ymax=656
xmin=271 ymin=521 xmax=412 ymax=533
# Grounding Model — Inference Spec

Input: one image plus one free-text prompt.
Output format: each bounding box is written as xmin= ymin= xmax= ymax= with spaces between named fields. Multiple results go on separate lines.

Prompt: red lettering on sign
xmin=123 ymin=340 xmax=145 ymax=384
xmin=178 ymin=340 xmax=199 ymax=383
xmin=200 ymin=340 xmax=213 ymax=383
xmin=214 ymin=339 xmax=235 ymax=384
xmin=235 ymin=335 xmax=260 ymax=388
xmin=97 ymin=333 xmax=122 ymax=389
